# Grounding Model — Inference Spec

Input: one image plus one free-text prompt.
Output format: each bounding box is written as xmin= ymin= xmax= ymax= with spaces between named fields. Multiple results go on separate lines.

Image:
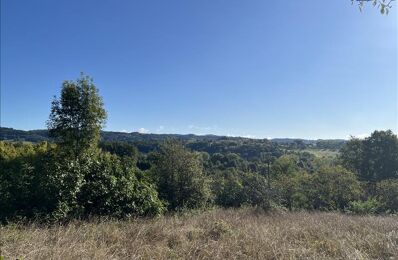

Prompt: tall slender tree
xmin=47 ymin=73 xmax=107 ymax=157
xmin=152 ymin=140 xmax=211 ymax=210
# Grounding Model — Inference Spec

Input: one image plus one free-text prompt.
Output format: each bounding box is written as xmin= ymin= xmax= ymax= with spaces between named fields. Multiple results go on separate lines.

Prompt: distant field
xmin=301 ymin=148 xmax=339 ymax=158
xmin=1 ymin=208 xmax=397 ymax=260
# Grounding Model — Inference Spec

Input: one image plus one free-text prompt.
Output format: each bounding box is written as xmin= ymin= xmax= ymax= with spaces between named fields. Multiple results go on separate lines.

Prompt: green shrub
xmin=241 ymin=171 xmax=272 ymax=210
xmin=77 ymin=153 xmax=165 ymax=217
xmin=348 ymin=198 xmax=380 ymax=214
xmin=376 ymin=179 xmax=398 ymax=213
xmin=0 ymin=142 xmax=165 ymax=221
xmin=273 ymin=172 xmax=313 ymax=210
xmin=311 ymin=166 xmax=363 ymax=210
xmin=213 ymin=170 xmax=272 ymax=209
xmin=47 ymin=152 xmax=165 ymax=219
xmin=0 ymin=141 xmax=55 ymax=221
xmin=151 ymin=140 xmax=212 ymax=211
xmin=213 ymin=170 xmax=244 ymax=207
xmin=274 ymin=167 xmax=364 ymax=212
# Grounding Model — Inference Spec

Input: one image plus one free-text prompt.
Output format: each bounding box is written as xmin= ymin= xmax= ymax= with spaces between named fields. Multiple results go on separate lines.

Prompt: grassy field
xmin=1 ymin=208 xmax=397 ymax=260
xmin=300 ymin=149 xmax=339 ymax=159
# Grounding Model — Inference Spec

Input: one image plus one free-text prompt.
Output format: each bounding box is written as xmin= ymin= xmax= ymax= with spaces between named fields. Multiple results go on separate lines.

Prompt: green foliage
xmin=186 ymin=138 xmax=283 ymax=161
xmin=47 ymin=73 xmax=107 ymax=157
xmin=348 ymin=198 xmax=380 ymax=215
xmin=48 ymin=152 xmax=106 ymax=219
xmin=0 ymin=142 xmax=164 ymax=221
xmin=274 ymin=166 xmax=363 ymax=211
xmin=315 ymin=139 xmax=346 ymax=151
xmin=99 ymin=141 xmax=139 ymax=159
xmin=212 ymin=170 xmax=244 ymax=207
xmin=213 ymin=170 xmax=272 ymax=209
xmin=0 ymin=141 xmax=55 ymax=220
xmin=0 ymin=73 xmax=162 ymax=221
xmin=1 ymin=127 xmax=287 ymax=163
xmin=272 ymin=152 xmax=320 ymax=176
xmin=376 ymin=179 xmax=398 ymax=213
xmin=273 ymin=171 xmax=313 ymax=210
xmin=272 ymin=154 xmax=301 ymax=176
xmin=207 ymin=152 xmax=249 ymax=171
xmin=2 ymin=75 xmax=398 ymax=220
xmin=311 ymin=167 xmax=363 ymax=210
xmin=353 ymin=0 xmax=394 ymax=15
xmin=240 ymin=172 xmax=273 ymax=209
xmin=0 ymin=127 xmax=49 ymax=142
xmin=151 ymin=140 xmax=211 ymax=211
xmin=340 ymin=130 xmax=398 ymax=183
xmin=77 ymin=153 xmax=164 ymax=217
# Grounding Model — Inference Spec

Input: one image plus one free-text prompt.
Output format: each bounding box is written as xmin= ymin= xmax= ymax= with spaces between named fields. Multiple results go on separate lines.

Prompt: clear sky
xmin=1 ymin=0 xmax=397 ymax=139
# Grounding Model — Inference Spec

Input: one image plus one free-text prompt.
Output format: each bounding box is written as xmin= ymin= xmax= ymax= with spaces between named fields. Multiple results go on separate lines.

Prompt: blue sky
xmin=1 ymin=0 xmax=397 ymax=139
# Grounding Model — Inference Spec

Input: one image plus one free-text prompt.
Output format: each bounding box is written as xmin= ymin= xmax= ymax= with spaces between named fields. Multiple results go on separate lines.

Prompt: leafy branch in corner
xmin=353 ymin=0 xmax=395 ymax=14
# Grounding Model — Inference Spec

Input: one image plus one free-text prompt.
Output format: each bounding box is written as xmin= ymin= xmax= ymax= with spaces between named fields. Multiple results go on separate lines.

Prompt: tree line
xmin=1 ymin=74 xmax=397 ymax=222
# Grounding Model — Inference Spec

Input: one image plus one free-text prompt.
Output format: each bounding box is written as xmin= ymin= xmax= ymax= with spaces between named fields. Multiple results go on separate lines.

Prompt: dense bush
xmin=340 ymin=130 xmax=398 ymax=182
xmin=376 ymin=179 xmax=398 ymax=213
xmin=99 ymin=141 xmax=139 ymax=159
xmin=271 ymin=155 xmax=300 ymax=177
xmin=273 ymin=172 xmax=313 ymax=210
xmin=77 ymin=153 xmax=164 ymax=217
xmin=0 ymin=142 xmax=165 ymax=221
xmin=273 ymin=166 xmax=363 ymax=211
xmin=212 ymin=170 xmax=244 ymax=207
xmin=0 ymin=142 xmax=55 ymax=220
xmin=240 ymin=171 xmax=273 ymax=209
xmin=213 ymin=170 xmax=272 ymax=209
xmin=311 ymin=167 xmax=363 ymax=210
xmin=151 ymin=140 xmax=212 ymax=211
xmin=2 ymin=138 xmax=398 ymax=219
xmin=348 ymin=198 xmax=380 ymax=215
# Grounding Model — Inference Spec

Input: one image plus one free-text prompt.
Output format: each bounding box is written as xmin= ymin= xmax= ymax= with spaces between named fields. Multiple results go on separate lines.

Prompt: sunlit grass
xmin=1 ymin=208 xmax=397 ymax=259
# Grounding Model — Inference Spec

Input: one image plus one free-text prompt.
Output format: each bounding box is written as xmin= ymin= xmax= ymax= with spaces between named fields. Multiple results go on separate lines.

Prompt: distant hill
xmin=0 ymin=127 xmax=247 ymax=143
xmin=0 ymin=127 xmax=50 ymax=142
xmin=0 ymin=127 xmax=346 ymax=155
xmin=0 ymin=127 xmax=344 ymax=143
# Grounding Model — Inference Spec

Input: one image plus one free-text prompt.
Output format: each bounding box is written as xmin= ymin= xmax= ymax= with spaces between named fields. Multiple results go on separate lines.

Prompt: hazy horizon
xmin=1 ymin=125 xmax=390 ymax=141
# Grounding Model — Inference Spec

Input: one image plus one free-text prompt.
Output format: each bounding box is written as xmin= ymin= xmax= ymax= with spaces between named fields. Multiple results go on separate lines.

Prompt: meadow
xmin=1 ymin=208 xmax=397 ymax=260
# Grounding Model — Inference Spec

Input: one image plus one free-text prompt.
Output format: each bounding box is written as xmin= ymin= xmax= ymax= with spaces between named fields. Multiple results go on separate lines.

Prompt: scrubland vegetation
xmin=1 ymin=75 xmax=398 ymax=259
xmin=1 ymin=208 xmax=397 ymax=259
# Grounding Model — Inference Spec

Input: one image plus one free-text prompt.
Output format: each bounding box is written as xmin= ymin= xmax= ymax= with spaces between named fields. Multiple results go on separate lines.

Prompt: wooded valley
xmin=1 ymin=75 xmax=397 ymax=222
xmin=1 ymin=75 xmax=398 ymax=259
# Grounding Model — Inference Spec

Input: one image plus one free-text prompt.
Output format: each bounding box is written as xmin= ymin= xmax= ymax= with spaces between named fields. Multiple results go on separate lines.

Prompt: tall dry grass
xmin=1 ymin=208 xmax=397 ymax=259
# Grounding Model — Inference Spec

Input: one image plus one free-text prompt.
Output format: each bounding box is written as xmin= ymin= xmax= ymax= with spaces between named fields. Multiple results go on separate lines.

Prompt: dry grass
xmin=1 ymin=208 xmax=397 ymax=259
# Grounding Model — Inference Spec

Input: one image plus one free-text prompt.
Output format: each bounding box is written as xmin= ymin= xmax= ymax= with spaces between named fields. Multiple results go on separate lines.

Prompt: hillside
xmin=0 ymin=127 xmax=346 ymax=150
